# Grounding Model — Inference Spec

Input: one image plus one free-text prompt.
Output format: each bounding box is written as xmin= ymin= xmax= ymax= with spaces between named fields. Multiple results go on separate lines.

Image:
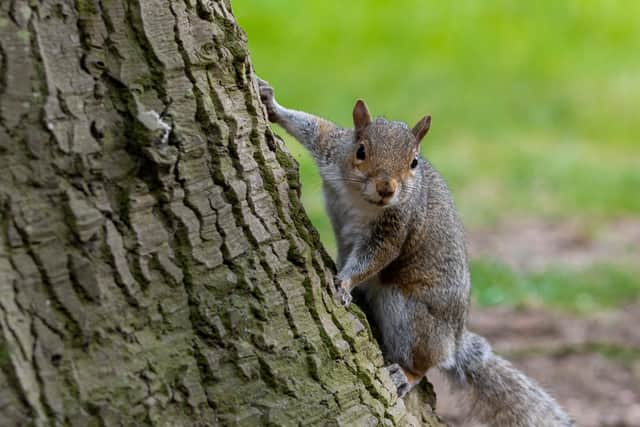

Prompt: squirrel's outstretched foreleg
xmin=258 ymin=78 xmax=340 ymax=162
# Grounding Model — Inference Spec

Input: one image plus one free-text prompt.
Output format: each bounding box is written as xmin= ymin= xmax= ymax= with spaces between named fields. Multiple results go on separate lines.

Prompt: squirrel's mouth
xmin=361 ymin=184 xmax=399 ymax=207
xmin=363 ymin=197 xmax=392 ymax=207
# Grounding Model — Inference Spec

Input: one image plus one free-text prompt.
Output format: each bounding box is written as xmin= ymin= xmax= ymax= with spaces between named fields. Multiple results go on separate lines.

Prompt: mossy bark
xmin=0 ymin=0 xmax=443 ymax=425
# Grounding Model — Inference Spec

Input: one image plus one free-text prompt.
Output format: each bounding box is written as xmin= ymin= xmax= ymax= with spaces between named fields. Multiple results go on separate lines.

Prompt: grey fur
xmin=357 ymin=277 xmax=415 ymax=369
xmin=258 ymin=78 xmax=573 ymax=426
xmin=444 ymin=332 xmax=573 ymax=426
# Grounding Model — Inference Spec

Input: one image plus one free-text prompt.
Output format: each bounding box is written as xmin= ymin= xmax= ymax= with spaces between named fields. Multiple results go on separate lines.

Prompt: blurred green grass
xmin=471 ymin=259 xmax=640 ymax=313
xmin=235 ymin=1 xmax=640 ymax=310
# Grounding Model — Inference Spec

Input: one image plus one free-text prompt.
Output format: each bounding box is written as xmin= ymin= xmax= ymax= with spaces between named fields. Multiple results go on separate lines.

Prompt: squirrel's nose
xmin=376 ymin=179 xmax=397 ymax=199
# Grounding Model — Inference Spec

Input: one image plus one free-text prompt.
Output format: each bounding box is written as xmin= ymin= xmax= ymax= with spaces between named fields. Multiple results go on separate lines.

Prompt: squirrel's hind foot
xmin=334 ymin=277 xmax=353 ymax=307
xmin=386 ymin=363 xmax=412 ymax=398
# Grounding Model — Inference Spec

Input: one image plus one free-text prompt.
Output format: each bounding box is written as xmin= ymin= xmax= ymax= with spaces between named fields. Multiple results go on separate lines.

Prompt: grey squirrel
xmin=258 ymin=78 xmax=573 ymax=427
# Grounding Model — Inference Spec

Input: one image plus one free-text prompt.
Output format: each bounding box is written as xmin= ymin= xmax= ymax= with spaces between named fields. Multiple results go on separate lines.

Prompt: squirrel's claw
xmin=256 ymin=77 xmax=277 ymax=122
xmin=336 ymin=286 xmax=352 ymax=307
xmin=386 ymin=363 xmax=412 ymax=398
xmin=257 ymin=78 xmax=273 ymax=98
xmin=334 ymin=277 xmax=353 ymax=307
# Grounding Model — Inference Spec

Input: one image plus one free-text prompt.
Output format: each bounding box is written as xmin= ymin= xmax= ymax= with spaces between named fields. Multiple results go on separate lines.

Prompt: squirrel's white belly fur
xmin=322 ymin=167 xmax=417 ymax=368
xmin=321 ymin=165 xmax=380 ymax=266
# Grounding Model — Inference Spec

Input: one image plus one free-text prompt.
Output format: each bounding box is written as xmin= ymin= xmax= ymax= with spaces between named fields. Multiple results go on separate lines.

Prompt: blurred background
xmin=235 ymin=1 xmax=640 ymax=425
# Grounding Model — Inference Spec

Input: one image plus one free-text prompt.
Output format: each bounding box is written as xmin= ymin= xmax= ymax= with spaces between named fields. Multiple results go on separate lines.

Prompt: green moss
xmin=75 ymin=0 xmax=98 ymax=15
xmin=17 ymin=30 xmax=30 ymax=42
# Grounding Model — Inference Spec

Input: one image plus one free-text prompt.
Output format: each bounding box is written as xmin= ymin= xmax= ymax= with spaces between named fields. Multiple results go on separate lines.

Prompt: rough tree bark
xmin=0 ymin=0 xmax=442 ymax=425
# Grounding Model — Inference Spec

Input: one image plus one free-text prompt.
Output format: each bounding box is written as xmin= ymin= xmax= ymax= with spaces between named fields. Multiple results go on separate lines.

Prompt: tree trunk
xmin=0 ymin=0 xmax=442 ymax=425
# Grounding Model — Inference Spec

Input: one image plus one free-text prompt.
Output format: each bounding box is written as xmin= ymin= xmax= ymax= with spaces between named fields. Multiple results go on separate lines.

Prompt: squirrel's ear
xmin=412 ymin=115 xmax=432 ymax=144
xmin=353 ymin=99 xmax=372 ymax=134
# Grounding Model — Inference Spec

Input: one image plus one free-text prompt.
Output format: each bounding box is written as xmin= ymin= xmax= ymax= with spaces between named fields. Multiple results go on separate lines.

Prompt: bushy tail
xmin=440 ymin=331 xmax=573 ymax=427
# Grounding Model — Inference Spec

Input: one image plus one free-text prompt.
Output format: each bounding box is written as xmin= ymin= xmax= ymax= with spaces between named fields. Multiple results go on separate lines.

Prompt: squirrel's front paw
xmin=334 ymin=277 xmax=352 ymax=307
xmin=257 ymin=77 xmax=278 ymax=122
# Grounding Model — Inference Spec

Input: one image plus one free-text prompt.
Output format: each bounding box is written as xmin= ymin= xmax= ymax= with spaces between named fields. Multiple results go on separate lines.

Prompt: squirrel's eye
xmin=411 ymin=156 xmax=418 ymax=169
xmin=356 ymin=144 xmax=366 ymax=160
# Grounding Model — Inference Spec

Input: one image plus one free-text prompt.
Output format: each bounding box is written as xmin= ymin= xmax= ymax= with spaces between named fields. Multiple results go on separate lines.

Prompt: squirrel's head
xmin=342 ymin=99 xmax=431 ymax=208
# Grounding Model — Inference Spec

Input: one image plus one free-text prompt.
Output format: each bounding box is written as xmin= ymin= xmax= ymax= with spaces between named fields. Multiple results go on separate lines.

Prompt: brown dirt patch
xmin=467 ymin=218 xmax=640 ymax=272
